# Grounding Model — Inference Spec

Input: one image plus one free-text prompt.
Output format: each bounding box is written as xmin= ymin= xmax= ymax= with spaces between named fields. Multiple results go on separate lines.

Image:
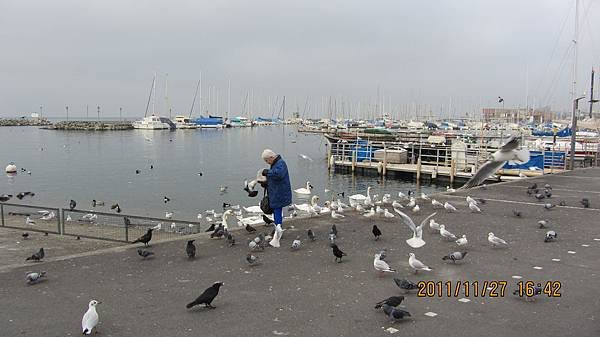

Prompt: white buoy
xmin=5 ymin=163 xmax=17 ymax=173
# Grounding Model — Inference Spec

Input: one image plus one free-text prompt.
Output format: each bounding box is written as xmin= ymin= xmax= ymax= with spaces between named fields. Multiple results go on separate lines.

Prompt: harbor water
xmin=0 ymin=126 xmax=446 ymax=220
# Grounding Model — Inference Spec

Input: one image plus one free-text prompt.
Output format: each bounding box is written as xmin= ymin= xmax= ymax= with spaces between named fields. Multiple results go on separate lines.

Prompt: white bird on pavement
xmin=26 ymin=217 xmax=35 ymax=225
xmin=376 ymin=206 xmax=384 ymax=215
xmin=447 ymin=186 xmax=456 ymax=193
xmin=383 ymin=209 xmax=395 ymax=218
xmin=444 ymin=202 xmax=457 ymax=212
xmin=488 ymin=232 xmax=508 ymax=246
xmin=439 ymin=225 xmax=457 ymax=240
xmin=456 ymin=234 xmax=468 ymax=246
xmin=466 ymin=196 xmax=477 ymax=205
xmin=331 ymin=210 xmax=345 ymax=219
xmin=412 ymin=204 xmax=420 ymax=213
xmin=429 ymin=219 xmax=441 ymax=231
xmin=469 ymin=202 xmax=481 ymax=213
xmin=406 ymin=197 xmax=416 ymax=208
xmin=398 ymin=191 xmax=408 ymax=200
xmin=81 ymin=300 xmax=101 ymax=335
xmin=355 ymin=203 xmax=365 ymax=212
xmin=392 ymin=200 xmax=403 ymax=209
xmin=374 ymin=254 xmax=396 ymax=273
xmin=363 ymin=208 xmax=376 ymax=218
xmin=431 ymin=199 xmax=443 ymax=208
xmin=408 ymin=253 xmax=432 ymax=274
xmin=420 ymin=192 xmax=430 ymax=200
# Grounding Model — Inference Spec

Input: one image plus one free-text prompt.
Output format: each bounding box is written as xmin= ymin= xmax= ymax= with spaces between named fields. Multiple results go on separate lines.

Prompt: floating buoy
xmin=5 ymin=162 xmax=17 ymax=173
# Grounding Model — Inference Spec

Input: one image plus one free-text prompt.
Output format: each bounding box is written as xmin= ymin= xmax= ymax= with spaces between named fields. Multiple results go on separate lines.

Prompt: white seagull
xmin=363 ymin=208 xmax=376 ymax=218
xmin=431 ymin=199 xmax=444 ymax=208
xmin=392 ymin=200 xmax=404 ymax=209
xmin=469 ymin=202 xmax=481 ymax=213
xmin=466 ymin=196 xmax=477 ymax=205
xmin=394 ymin=209 xmax=437 ymax=248
xmin=331 ymin=210 xmax=345 ymax=219
xmin=488 ymin=232 xmax=508 ymax=246
xmin=408 ymin=253 xmax=432 ymax=274
xmin=443 ymin=202 xmax=457 ymax=212
xmin=429 ymin=219 xmax=441 ymax=231
xmin=374 ymin=254 xmax=396 ymax=274
xmin=420 ymin=192 xmax=430 ymax=200
xmin=412 ymin=204 xmax=420 ymax=213
xmin=383 ymin=209 xmax=395 ymax=218
xmin=456 ymin=234 xmax=468 ymax=246
xmin=461 ymin=135 xmax=530 ymax=189
xmin=81 ymin=300 xmax=101 ymax=335
xmin=439 ymin=225 xmax=457 ymax=240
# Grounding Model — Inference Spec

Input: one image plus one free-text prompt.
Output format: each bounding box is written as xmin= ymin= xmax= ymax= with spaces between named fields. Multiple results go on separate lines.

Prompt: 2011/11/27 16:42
xmin=416 ymin=280 xmax=562 ymax=298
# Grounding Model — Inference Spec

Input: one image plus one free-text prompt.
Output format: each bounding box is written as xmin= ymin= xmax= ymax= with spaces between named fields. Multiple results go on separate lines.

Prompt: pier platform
xmin=0 ymin=168 xmax=599 ymax=337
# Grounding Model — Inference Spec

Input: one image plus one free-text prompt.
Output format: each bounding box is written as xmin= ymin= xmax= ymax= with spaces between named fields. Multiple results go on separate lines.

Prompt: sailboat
xmin=133 ymin=73 xmax=174 ymax=130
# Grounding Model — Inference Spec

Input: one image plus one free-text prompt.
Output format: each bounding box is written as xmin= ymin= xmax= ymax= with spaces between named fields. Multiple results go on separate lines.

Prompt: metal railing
xmin=1 ymin=202 xmax=209 ymax=243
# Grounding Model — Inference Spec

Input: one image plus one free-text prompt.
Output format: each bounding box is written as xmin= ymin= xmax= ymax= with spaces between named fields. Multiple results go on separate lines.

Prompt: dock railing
xmin=0 ymin=202 xmax=209 ymax=243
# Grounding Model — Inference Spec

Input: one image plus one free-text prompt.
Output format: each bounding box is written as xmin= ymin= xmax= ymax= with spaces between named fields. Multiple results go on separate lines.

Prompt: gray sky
xmin=1 ymin=0 xmax=599 ymax=119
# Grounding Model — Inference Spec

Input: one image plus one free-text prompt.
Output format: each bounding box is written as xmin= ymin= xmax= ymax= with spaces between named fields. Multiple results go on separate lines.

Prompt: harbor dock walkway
xmin=1 ymin=168 xmax=599 ymax=337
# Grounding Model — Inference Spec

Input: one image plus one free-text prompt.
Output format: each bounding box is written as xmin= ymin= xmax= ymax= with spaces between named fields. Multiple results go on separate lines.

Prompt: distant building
xmin=482 ymin=107 xmax=554 ymax=123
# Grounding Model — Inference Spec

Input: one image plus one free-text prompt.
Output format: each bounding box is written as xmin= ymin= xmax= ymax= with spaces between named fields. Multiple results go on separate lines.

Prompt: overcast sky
xmin=1 ymin=0 xmax=599 ymax=118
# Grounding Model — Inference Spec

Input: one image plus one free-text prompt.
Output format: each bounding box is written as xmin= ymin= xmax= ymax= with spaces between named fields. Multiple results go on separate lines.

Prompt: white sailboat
xmin=133 ymin=73 xmax=173 ymax=130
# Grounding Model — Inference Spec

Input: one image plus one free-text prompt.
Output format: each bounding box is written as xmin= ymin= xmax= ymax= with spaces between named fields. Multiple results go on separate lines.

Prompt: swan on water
xmin=294 ymin=181 xmax=314 ymax=195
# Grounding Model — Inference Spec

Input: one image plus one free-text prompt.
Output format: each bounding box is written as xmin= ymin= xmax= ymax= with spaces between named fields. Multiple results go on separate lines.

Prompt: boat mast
xmin=152 ymin=72 xmax=156 ymax=116
xmin=144 ymin=75 xmax=155 ymax=118
xmin=189 ymin=76 xmax=201 ymax=118
xmin=227 ymin=79 xmax=231 ymax=120
xmin=165 ymin=73 xmax=170 ymax=119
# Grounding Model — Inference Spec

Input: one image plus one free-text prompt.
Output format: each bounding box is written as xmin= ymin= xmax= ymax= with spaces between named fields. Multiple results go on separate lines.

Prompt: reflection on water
xmin=0 ymin=126 xmax=446 ymax=220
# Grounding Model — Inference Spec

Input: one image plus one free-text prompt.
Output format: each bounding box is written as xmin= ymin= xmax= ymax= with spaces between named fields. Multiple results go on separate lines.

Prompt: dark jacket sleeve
xmin=266 ymin=161 xmax=286 ymax=181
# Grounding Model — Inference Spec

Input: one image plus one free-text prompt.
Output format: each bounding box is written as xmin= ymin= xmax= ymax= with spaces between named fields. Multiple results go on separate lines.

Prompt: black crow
xmin=372 ymin=225 xmax=382 ymax=240
xmin=132 ymin=228 xmax=153 ymax=246
xmin=186 ymin=240 xmax=196 ymax=259
xmin=331 ymin=244 xmax=346 ymax=263
xmin=186 ymin=282 xmax=224 ymax=309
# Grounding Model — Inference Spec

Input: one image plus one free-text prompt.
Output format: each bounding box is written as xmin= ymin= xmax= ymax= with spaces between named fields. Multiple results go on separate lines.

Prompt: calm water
xmin=0 ymin=126 xmax=445 ymax=220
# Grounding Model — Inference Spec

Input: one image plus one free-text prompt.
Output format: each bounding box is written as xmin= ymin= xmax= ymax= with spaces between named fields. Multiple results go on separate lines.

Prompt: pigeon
xmin=243 ymin=180 xmax=259 ymax=197
xmin=210 ymin=224 xmax=225 ymax=238
xmin=429 ymin=219 xmax=441 ymax=231
xmin=291 ymin=236 xmax=301 ymax=250
xmin=408 ymin=253 xmax=431 ymax=273
xmin=331 ymin=244 xmax=347 ymax=262
xmin=461 ymin=135 xmax=530 ymax=189
xmin=137 ymin=249 xmax=154 ymax=259
xmin=26 ymin=271 xmax=46 ymax=284
xmin=186 ymin=240 xmax=196 ymax=258
xmin=488 ymin=232 xmax=508 ymax=246
xmin=186 ymin=282 xmax=223 ymax=309
xmin=443 ymin=202 xmax=457 ymax=212
xmin=374 ymin=254 xmax=396 ymax=273
xmin=110 ymin=203 xmax=121 ymax=213
xmin=205 ymin=223 xmax=216 ymax=232
xmin=22 ymin=232 xmax=29 ymax=240
xmin=374 ymin=296 xmax=404 ymax=309
xmin=442 ymin=251 xmax=468 ymax=263
xmin=544 ymin=203 xmax=556 ymax=210
xmin=431 ymin=199 xmax=444 ymax=208
xmin=528 ymin=183 xmax=538 ymax=190
xmin=246 ymin=253 xmax=259 ymax=266
xmin=245 ymin=224 xmax=257 ymax=233
xmin=69 ymin=199 xmax=77 ymax=210
xmin=394 ymin=209 xmax=437 ymax=248
xmin=382 ymin=304 xmax=411 ymax=321
xmin=580 ymin=198 xmax=590 ymax=208
xmin=163 ymin=196 xmax=171 ymax=203
xmin=394 ymin=278 xmax=419 ymax=292
xmin=544 ymin=189 xmax=552 ymax=198
xmin=372 ymin=225 xmax=382 ymax=240
xmin=262 ymin=214 xmax=274 ymax=226
xmin=534 ymin=193 xmax=545 ymax=201
xmin=81 ymin=300 xmax=101 ymax=335
xmin=226 ymin=232 xmax=236 ymax=246
xmin=132 ymin=228 xmax=153 ymax=246
xmin=544 ymin=230 xmax=557 ymax=242
xmin=26 ymin=248 xmax=44 ymax=262
xmin=559 ymin=200 xmax=567 ymax=206
xmin=538 ymin=220 xmax=548 ymax=229
xmin=456 ymin=235 xmax=468 ymax=246
xmin=439 ymin=225 xmax=457 ymax=240
xmin=468 ymin=202 xmax=481 ymax=213
xmin=513 ymin=210 xmax=522 ymax=217
xmin=307 ymin=229 xmax=316 ymax=241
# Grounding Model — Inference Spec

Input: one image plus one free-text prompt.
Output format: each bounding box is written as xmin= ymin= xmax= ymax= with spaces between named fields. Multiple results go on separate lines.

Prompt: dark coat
xmin=263 ymin=155 xmax=292 ymax=209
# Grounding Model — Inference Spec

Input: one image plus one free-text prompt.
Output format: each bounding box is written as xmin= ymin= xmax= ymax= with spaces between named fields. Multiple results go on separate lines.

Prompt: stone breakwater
xmin=47 ymin=121 xmax=134 ymax=130
xmin=0 ymin=118 xmax=51 ymax=126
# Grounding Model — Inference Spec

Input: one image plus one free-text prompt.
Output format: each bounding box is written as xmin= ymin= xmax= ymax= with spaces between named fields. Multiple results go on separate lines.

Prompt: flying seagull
xmin=461 ymin=135 xmax=530 ymax=189
xmin=394 ymin=209 xmax=437 ymax=248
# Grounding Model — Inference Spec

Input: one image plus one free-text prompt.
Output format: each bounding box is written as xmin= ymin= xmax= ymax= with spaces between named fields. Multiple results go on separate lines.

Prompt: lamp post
xmin=65 ymin=106 xmax=69 ymax=121
xmin=569 ymin=95 xmax=586 ymax=170
xmin=119 ymin=107 xmax=122 ymax=121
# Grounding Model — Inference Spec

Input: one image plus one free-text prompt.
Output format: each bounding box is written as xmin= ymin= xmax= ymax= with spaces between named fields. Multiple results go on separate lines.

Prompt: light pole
xmin=65 ymin=106 xmax=69 ymax=121
xmin=569 ymin=95 xmax=586 ymax=170
xmin=119 ymin=107 xmax=122 ymax=121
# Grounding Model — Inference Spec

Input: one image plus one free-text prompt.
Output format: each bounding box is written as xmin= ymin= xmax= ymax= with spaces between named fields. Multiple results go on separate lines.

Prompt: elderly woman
xmin=261 ymin=149 xmax=292 ymax=247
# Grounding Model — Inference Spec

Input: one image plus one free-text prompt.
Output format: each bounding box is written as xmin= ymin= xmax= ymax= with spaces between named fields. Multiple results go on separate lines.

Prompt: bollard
xmin=352 ymin=150 xmax=356 ymax=172
xmin=1 ymin=204 xmax=4 ymax=226
xmin=327 ymin=144 xmax=332 ymax=170
xmin=450 ymin=159 xmax=456 ymax=185
xmin=382 ymin=143 xmax=388 ymax=176
xmin=416 ymin=157 xmax=422 ymax=182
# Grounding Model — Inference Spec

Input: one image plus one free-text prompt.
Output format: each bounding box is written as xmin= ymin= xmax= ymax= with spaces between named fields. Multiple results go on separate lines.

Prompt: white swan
xmin=221 ymin=210 xmax=233 ymax=229
xmin=294 ymin=181 xmax=313 ymax=195
xmin=349 ymin=186 xmax=371 ymax=204
xmin=237 ymin=215 xmax=264 ymax=227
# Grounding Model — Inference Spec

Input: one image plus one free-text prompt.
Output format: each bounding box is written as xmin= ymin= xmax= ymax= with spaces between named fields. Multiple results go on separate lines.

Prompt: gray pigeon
xmin=26 ymin=248 xmax=44 ymax=262
xmin=26 ymin=271 xmax=46 ymax=284
xmin=394 ymin=278 xmax=418 ymax=293
xmin=537 ymin=220 xmax=548 ymax=229
xmin=307 ymin=229 xmax=316 ymax=241
xmin=246 ymin=253 xmax=259 ymax=266
xmin=544 ymin=203 xmax=556 ymax=210
xmin=382 ymin=304 xmax=411 ymax=321
xmin=442 ymin=251 xmax=468 ymax=263
xmin=137 ymin=249 xmax=154 ymax=259
xmin=580 ymin=198 xmax=590 ymax=208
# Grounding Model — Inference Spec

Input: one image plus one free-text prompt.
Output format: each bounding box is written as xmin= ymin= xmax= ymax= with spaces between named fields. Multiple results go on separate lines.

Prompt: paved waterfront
xmin=1 ymin=168 xmax=599 ymax=337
